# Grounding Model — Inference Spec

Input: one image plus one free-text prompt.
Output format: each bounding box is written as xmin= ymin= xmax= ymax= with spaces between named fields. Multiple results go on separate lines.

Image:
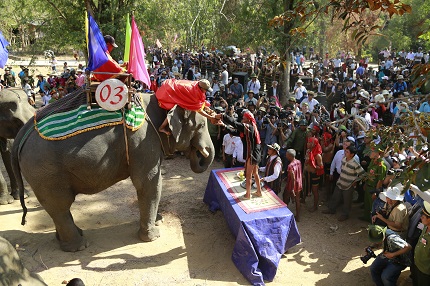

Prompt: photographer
xmin=372 ymin=187 xmax=409 ymax=238
xmin=367 ymin=225 xmax=412 ymax=286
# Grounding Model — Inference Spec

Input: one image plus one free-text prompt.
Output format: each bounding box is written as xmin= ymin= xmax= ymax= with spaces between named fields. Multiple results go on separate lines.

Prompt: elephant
xmin=0 ymin=89 xmax=34 ymax=204
xmin=0 ymin=236 xmax=47 ymax=285
xmin=12 ymin=91 xmax=215 ymax=252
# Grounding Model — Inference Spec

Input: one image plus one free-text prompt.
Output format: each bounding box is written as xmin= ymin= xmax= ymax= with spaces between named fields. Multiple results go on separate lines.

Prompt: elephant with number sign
xmin=11 ymin=91 xmax=215 ymax=252
xmin=0 ymin=89 xmax=34 ymax=204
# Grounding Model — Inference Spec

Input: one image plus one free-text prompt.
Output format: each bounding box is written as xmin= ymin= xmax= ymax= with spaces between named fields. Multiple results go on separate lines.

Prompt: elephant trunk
xmin=189 ymin=138 xmax=214 ymax=173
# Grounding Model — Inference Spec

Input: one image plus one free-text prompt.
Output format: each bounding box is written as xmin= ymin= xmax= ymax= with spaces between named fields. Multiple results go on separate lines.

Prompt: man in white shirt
xmin=220 ymin=64 xmax=228 ymax=86
xmin=232 ymin=137 xmax=245 ymax=167
xmin=330 ymin=137 xmax=359 ymax=180
xmin=222 ymin=133 xmax=236 ymax=168
xmin=259 ymin=143 xmax=283 ymax=194
xmin=247 ymin=73 xmax=261 ymax=95
xmin=293 ymin=79 xmax=307 ymax=102
xmin=300 ymin=91 xmax=319 ymax=112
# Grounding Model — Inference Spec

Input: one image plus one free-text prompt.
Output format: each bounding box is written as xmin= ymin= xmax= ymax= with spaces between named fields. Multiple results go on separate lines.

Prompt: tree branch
xmin=44 ymin=0 xmax=67 ymax=21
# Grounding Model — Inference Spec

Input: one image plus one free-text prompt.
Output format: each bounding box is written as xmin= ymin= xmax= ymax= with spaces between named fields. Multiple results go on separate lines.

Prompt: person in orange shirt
xmin=156 ymin=78 xmax=221 ymax=135
xmin=92 ymin=35 xmax=124 ymax=82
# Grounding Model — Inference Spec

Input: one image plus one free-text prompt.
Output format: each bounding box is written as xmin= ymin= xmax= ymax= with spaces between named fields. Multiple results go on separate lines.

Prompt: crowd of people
xmin=144 ymin=47 xmax=430 ymax=286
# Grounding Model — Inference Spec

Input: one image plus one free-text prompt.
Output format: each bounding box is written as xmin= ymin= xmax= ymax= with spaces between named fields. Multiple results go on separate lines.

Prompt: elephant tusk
xmin=198 ymin=148 xmax=210 ymax=158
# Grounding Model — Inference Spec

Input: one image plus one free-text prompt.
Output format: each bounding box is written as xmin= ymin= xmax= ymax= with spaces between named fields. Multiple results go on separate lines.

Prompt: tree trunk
xmin=280 ymin=0 xmax=295 ymax=107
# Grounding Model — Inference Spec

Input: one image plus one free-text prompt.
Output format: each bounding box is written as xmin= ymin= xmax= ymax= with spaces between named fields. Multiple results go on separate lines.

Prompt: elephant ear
xmin=167 ymin=105 xmax=190 ymax=142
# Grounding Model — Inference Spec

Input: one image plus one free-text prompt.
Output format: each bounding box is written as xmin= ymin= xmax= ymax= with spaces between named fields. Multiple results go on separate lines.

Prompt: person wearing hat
xmin=293 ymin=79 xmax=307 ymax=103
xmin=35 ymin=73 xmax=49 ymax=95
xmin=368 ymin=224 xmax=412 ymax=286
xmin=392 ymin=74 xmax=407 ymax=97
xmin=363 ymin=145 xmax=388 ymax=222
xmin=300 ymin=91 xmax=319 ymax=113
xmin=259 ymin=143 xmax=283 ymax=194
xmin=75 ymin=69 xmax=85 ymax=87
xmin=219 ymin=110 xmax=263 ymax=200
xmin=286 ymin=119 xmax=308 ymax=166
xmin=92 ymin=35 xmax=124 ymax=82
xmin=246 ymin=73 xmax=261 ymax=96
xmin=3 ymin=67 xmax=16 ymax=87
xmin=411 ymin=192 xmax=430 ymax=285
xmin=244 ymin=90 xmax=258 ymax=106
xmin=372 ymin=186 xmax=409 ymax=237
xmin=156 ymin=78 xmax=218 ymax=135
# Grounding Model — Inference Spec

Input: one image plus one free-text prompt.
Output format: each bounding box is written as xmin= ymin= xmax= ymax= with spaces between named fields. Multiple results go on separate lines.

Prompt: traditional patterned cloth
xmin=285 ymin=158 xmax=302 ymax=196
xmin=215 ymin=168 xmax=286 ymax=214
xmin=34 ymin=89 xmax=145 ymax=140
xmin=155 ymin=78 xmax=206 ymax=111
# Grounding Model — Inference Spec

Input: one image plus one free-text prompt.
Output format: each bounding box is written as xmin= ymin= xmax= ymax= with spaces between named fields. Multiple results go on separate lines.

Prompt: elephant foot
xmin=59 ymin=236 xmax=89 ymax=252
xmin=0 ymin=193 xmax=14 ymax=205
xmin=155 ymin=213 xmax=164 ymax=226
xmin=138 ymin=227 xmax=160 ymax=242
xmin=11 ymin=189 xmax=30 ymax=200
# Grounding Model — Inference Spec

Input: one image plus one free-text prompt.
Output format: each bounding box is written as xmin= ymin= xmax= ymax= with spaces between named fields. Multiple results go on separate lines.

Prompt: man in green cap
xmin=286 ymin=119 xmax=308 ymax=164
xmin=363 ymin=145 xmax=387 ymax=222
xmin=368 ymin=224 xmax=412 ymax=286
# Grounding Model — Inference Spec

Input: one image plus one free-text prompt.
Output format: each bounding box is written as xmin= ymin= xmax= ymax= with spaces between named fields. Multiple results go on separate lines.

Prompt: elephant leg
xmin=0 ymin=170 xmax=14 ymax=205
xmin=38 ymin=189 xmax=88 ymax=252
xmin=132 ymin=164 xmax=162 ymax=242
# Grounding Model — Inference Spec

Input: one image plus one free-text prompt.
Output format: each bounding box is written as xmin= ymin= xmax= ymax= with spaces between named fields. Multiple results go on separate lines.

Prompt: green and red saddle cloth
xmin=34 ymin=88 xmax=145 ymax=140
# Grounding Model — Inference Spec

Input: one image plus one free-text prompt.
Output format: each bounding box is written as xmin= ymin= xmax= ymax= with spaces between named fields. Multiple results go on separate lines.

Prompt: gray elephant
xmin=0 ymin=236 xmax=47 ymax=285
xmin=12 ymin=91 xmax=214 ymax=252
xmin=0 ymin=89 xmax=34 ymax=204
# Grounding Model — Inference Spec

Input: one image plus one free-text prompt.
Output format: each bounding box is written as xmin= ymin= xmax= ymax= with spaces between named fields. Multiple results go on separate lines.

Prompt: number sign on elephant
xmin=95 ymin=79 xmax=128 ymax=111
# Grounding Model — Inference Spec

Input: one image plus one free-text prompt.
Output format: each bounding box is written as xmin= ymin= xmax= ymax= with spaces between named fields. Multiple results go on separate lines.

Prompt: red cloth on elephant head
xmin=155 ymin=79 xmax=207 ymax=111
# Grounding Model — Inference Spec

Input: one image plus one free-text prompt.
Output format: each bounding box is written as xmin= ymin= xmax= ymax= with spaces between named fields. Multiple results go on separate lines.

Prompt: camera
xmin=360 ymin=246 xmax=377 ymax=264
xmin=262 ymin=115 xmax=269 ymax=124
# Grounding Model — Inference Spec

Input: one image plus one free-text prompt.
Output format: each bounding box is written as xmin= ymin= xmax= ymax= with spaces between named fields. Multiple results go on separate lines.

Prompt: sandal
xmin=240 ymin=194 xmax=251 ymax=200
xmin=252 ymin=192 xmax=263 ymax=198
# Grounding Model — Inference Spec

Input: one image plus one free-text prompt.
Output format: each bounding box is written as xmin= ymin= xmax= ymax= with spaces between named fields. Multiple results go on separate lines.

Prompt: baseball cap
xmin=198 ymin=79 xmax=213 ymax=92
xmin=104 ymin=35 xmax=118 ymax=47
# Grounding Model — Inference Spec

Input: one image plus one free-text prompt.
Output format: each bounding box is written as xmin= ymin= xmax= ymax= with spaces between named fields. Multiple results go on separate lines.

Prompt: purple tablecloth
xmin=203 ymin=168 xmax=301 ymax=285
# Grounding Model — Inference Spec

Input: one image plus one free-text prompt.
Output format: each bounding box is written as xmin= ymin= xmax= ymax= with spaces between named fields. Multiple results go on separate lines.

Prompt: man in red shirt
xmin=284 ymin=149 xmax=303 ymax=221
xmin=93 ymin=35 xmax=124 ymax=82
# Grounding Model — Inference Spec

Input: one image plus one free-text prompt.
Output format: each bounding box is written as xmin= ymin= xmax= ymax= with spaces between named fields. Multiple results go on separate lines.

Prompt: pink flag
xmin=173 ymin=33 xmax=178 ymax=42
xmin=156 ymin=39 xmax=162 ymax=48
xmin=129 ymin=16 xmax=151 ymax=88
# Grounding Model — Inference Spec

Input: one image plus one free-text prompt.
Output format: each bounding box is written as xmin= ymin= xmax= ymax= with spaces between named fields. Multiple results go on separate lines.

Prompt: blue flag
xmin=86 ymin=13 xmax=108 ymax=71
xmin=0 ymin=31 xmax=10 ymax=69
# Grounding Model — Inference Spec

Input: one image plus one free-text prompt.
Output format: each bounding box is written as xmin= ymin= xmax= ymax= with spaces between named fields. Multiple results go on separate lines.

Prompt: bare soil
xmin=0 ymin=61 xmax=413 ymax=286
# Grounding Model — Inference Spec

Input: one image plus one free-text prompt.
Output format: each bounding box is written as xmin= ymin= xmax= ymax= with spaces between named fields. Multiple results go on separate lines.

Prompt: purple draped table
xmin=203 ymin=168 xmax=301 ymax=285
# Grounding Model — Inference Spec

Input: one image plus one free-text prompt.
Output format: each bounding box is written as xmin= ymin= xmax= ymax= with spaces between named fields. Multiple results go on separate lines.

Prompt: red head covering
xmin=243 ymin=111 xmax=261 ymax=144
xmin=322 ymin=132 xmax=333 ymax=147
xmin=307 ymin=137 xmax=323 ymax=175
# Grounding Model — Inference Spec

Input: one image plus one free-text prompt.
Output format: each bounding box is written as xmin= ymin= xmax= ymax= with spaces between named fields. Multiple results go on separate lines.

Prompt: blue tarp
xmin=203 ymin=168 xmax=301 ymax=285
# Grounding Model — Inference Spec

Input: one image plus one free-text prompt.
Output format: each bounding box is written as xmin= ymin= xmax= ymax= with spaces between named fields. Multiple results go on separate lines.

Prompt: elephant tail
xmin=11 ymin=129 xmax=30 ymax=226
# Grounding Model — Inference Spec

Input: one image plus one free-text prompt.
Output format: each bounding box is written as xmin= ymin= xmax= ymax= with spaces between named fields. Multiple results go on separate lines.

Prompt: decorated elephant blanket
xmin=34 ymin=88 xmax=145 ymax=140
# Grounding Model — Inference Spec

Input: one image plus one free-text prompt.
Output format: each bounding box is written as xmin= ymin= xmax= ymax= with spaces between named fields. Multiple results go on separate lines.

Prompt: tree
xmin=268 ymin=0 xmax=412 ymax=101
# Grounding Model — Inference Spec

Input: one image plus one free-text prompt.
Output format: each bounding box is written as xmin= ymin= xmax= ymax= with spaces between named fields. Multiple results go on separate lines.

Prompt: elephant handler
xmin=156 ymin=78 xmax=221 ymax=135
xmin=218 ymin=110 xmax=262 ymax=200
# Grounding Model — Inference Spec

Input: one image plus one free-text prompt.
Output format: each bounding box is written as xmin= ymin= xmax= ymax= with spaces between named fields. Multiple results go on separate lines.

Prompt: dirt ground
xmin=0 ymin=60 xmax=413 ymax=286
